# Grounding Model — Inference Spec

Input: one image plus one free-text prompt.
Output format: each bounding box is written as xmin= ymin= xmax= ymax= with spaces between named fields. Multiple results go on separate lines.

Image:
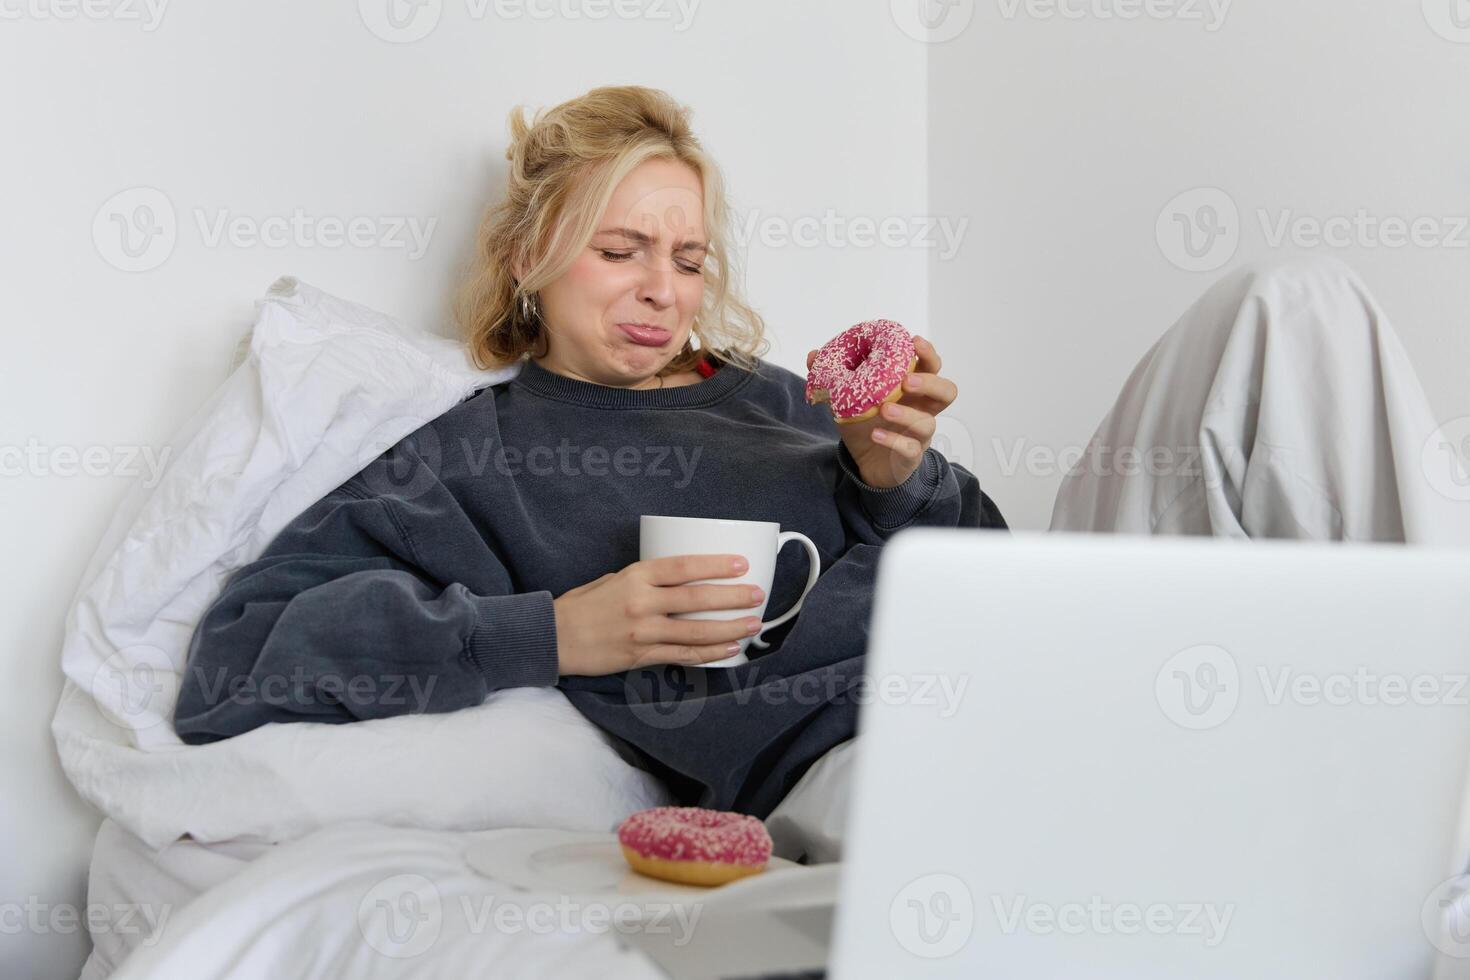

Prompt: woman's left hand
xmin=807 ymin=335 xmax=957 ymax=490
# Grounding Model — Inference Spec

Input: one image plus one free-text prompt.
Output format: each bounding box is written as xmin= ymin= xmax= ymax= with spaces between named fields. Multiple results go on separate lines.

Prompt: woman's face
xmin=530 ymin=157 xmax=708 ymax=389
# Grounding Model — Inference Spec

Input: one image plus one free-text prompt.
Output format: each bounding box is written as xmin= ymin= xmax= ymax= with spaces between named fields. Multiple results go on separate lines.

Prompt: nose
xmin=635 ymin=258 xmax=678 ymax=309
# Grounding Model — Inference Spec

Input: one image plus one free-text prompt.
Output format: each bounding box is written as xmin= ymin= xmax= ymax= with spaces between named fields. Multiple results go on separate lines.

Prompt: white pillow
xmin=51 ymin=277 xmax=671 ymax=848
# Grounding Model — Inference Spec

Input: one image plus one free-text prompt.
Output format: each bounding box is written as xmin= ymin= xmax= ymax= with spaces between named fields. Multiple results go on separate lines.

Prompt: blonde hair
xmin=453 ymin=85 xmax=769 ymax=376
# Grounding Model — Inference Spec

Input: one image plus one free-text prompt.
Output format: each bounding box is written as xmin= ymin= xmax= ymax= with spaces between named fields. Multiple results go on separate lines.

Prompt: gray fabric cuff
xmin=465 ymin=591 xmax=561 ymax=690
xmin=837 ymin=441 xmax=945 ymax=531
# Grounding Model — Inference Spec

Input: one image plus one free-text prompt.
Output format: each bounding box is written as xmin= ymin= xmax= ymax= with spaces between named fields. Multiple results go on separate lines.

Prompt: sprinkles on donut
xmin=617 ymin=805 xmax=773 ymax=887
xmin=805 ymin=319 xmax=918 ymax=424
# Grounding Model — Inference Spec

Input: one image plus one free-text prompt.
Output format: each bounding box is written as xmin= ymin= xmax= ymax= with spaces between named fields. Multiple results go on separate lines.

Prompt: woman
xmin=172 ymin=86 xmax=1008 ymax=815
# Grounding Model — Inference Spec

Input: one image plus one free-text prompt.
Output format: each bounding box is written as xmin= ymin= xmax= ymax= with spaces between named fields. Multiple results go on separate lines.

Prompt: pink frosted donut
xmin=617 ymin=806 xmax=772 ymax=886
xmin=806 ymin=319 xmax=918 ymax=424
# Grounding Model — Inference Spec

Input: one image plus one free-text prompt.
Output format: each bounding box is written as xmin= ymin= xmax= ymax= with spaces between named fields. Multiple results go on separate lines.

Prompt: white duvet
xmin=105 ymin=821 xmax=669 ymax=980
xmin=51 ymin=278 xmax=673 ymax=850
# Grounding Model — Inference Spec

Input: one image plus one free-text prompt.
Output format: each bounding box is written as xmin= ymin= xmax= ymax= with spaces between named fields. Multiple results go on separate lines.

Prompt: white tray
xmin=462 ymin=828 xmax=830 ymax=908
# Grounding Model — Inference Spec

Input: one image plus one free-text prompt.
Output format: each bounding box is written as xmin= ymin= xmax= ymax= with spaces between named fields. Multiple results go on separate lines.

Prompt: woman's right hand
xmin=552 ymin=554 xmax=766 ymax=676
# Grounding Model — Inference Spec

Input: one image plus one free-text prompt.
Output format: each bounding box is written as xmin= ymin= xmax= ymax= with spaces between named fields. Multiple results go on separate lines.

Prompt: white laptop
xmin=830 ymin=529 xmax=1470 ymax=979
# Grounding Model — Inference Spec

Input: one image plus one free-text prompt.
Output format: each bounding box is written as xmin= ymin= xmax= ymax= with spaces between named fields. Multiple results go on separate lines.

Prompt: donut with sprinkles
xmin=617 ymin=806 xmax=772 ymax=887
xmin=806 ymin=319 xmax=918 ymax=424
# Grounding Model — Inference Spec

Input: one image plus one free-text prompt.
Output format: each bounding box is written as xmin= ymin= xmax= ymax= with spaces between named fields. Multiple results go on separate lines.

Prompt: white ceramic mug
xmin=639 ymin=515 xmax=822 ymax=667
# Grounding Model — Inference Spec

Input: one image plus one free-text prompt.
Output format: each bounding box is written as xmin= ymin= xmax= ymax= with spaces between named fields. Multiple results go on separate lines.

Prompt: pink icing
xmin=617 ymin=806 xmax=773 ymax=866
xmin=805 ymin=319 xmax=916 ymax=420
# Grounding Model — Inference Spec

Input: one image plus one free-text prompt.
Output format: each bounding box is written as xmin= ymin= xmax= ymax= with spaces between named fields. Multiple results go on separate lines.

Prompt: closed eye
xmin=598 ymin=249 xmax=704 ymax=275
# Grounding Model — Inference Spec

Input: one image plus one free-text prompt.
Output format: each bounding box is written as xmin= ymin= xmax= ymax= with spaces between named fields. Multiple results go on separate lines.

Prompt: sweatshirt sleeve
xmin=762 ymin=359 xmax=1008 ymax=542
xmin=173 ymin=471 xmax=560 ymax=745
xmin=834 ymin=439 xmax=1008 ymax=542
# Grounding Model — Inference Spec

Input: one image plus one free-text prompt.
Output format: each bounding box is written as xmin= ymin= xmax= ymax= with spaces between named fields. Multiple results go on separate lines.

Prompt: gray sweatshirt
xmin=173 ymin=350 xmax=1007 ymax=815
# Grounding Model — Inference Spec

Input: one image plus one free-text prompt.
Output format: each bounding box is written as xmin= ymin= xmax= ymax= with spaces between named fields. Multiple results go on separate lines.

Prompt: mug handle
xmin=750 ymin=531 xmax=822 ymax=650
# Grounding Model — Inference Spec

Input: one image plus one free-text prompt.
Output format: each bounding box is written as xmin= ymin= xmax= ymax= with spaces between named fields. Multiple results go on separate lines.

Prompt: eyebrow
xmin=595 ymin=227 xmax=708 ymax=254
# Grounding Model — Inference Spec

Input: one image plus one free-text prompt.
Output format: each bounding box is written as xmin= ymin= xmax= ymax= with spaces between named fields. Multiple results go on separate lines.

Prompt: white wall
xmin=930 ymin=0 xmax=1470 ymax=530
xmin=0 ymin=2 xmax=925 ymax=976
xmin=11 ymin=1 xmax=1470 ymax=976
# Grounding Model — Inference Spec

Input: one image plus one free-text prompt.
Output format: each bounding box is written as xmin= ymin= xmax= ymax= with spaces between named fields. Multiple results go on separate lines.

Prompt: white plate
xmin=463 ymin=828 xmax=803 ymax=901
